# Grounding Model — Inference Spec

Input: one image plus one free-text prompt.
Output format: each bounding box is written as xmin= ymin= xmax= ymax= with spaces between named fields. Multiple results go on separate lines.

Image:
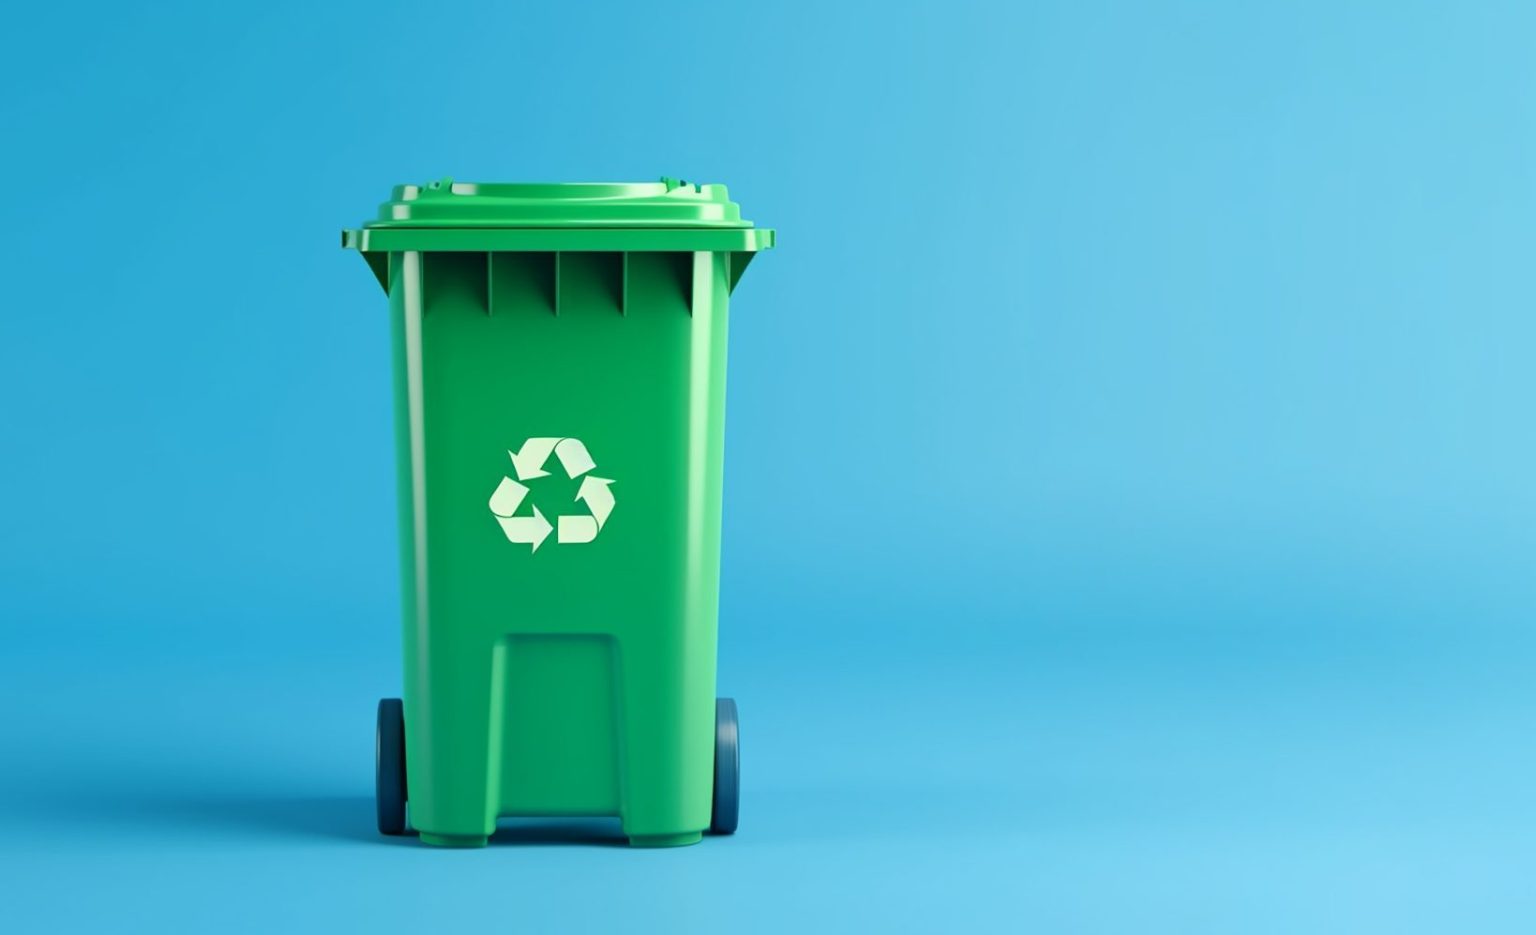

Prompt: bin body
xmin=345 ymin=181 xmax=773 ymax=847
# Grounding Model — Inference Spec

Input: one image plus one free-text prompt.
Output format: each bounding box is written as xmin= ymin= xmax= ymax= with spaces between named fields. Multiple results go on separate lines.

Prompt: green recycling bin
xmin=344 ymin=179 xmax=774 ymax=847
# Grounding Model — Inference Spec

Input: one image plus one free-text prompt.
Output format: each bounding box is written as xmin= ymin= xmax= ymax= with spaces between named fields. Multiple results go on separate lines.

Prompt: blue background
xmin=3 ymin=1 xmax=1534 ymax=931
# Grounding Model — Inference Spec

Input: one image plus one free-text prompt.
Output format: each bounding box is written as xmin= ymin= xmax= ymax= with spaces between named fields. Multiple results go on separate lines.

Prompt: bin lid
xmin=362 ymin=177 xmax=756 ymax=229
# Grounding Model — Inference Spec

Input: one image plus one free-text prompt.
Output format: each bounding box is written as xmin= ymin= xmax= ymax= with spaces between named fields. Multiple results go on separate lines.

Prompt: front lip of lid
xmin=363 ymin=179 xmax=758 ymax=229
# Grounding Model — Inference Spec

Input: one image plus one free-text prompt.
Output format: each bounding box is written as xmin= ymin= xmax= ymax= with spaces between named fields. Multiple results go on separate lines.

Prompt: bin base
xmin=628 ymin=832 xmax=703 ymax=848
xmin=419 ymin=832 xmax=489 ymax=848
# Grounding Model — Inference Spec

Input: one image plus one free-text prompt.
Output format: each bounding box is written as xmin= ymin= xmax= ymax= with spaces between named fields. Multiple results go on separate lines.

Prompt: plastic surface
xmin=711 ymin=698 xmax=740 ymax=835
xmin=376 ymin=698 xmax=407 ymax=835
xmin=345 ymin=179 xmax=772 ymax=848
xmin=362 ymin=178 xmax=757 ymax=228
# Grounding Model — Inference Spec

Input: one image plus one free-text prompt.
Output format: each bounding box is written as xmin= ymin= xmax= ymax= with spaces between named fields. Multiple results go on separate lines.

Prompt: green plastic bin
xmin=344 ymin=178 xmax=774 ymax=847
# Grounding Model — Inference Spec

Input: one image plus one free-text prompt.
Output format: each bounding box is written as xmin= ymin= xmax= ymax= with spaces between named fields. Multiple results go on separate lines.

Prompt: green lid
xmin=364 ymin=177 xmax=755 ymax=229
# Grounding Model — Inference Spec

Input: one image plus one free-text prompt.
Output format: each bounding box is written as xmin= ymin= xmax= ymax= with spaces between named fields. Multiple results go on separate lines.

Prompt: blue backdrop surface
xmin=3 ymin=1 xmax=1535 ymax=931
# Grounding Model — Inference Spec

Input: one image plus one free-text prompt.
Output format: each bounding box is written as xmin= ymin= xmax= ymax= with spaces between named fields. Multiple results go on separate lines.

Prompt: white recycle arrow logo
xmin=488 ymin=437 xmax=616 ymax=553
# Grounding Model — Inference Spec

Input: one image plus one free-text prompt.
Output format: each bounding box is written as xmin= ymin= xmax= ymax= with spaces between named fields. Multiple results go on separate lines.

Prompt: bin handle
xmin=343 ymin=229 xmax=391 ymax=293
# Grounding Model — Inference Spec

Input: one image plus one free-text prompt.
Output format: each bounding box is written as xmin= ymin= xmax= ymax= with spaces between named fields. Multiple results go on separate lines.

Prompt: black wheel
xmin=376 ymin=698 xmax=407 ymax=835
xmin=710 ymin=698 xmax=739 ymax=835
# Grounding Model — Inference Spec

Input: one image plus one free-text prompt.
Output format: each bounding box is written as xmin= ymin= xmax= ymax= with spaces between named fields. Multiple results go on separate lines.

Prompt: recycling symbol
xmin=488 ymin=437 xmax=616 ymax=553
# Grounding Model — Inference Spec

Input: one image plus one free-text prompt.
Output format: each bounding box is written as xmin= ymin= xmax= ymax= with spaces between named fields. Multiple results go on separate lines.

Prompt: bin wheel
xmin=376 ymin=698 xmax=407 ymax=835
xmin=711 ymin=698 xmax=739 ymax=835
